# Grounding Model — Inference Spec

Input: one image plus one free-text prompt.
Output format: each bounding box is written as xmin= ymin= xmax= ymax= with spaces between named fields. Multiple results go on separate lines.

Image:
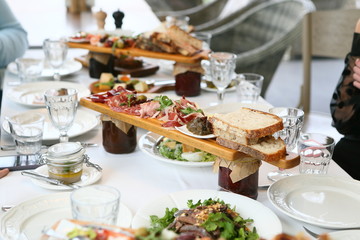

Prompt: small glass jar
xmin=175 ymin=71 xmax=201 ymax=97
xmin=219 ymin=166 xmax=259 ymax=200
xmin=43 ymin=142 xmax=86 ymax=184
xmin=101 ymin=115 xmax=137 ymax=154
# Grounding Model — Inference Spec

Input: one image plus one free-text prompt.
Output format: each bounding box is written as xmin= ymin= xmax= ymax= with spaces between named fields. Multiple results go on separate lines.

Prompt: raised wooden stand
xmin=80 ymin=98 xmax=300 ymax=169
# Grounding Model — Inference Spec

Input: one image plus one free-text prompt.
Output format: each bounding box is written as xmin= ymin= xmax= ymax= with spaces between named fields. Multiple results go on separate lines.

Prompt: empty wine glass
xmin=44 ymin=88 xmax=78 ymax=143
xmin=43 ymin=38 xmax=68 ymax=81
xmin=209 ymin=52 xmax=237 ymax=104
xmin=267 ymin=107 xmax=304 ymax=182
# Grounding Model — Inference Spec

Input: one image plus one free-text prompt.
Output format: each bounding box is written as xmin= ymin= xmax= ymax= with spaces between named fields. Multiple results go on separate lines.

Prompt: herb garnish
xmin=154 ymin=96 xmax=173 ymax=111
xmin=180 ymin=107 xmax=203 ymax=115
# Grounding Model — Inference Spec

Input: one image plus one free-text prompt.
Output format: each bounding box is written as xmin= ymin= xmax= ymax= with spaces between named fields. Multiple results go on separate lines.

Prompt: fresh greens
xmin=154 ymin=96 xmax=173 ymax=111
xmin=187 ymin=198 xmax=226 ymax=208
xmin=180 ymin=107 xmax=203 ymax=115
xmin=158 ymin=138 xmax=215 ymax=162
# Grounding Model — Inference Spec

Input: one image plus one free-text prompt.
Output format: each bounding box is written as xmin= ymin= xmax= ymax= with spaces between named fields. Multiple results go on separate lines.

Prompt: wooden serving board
xmin=80 ymin=98 xmax=299 ymax=168
xmin=67 ymin=42 xmax=206 ymax=64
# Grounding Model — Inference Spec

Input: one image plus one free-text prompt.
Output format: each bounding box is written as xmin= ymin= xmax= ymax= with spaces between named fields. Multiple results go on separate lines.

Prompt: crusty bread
xmin=216 ymin=136 xmax=286 ymax=162
xmin=167 ymin=25 xmax=203 ymax=56
xmin=209 ymin=108 xmax=283 ymax=143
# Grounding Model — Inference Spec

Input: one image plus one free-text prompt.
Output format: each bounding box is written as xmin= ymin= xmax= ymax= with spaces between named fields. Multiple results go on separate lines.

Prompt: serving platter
xmin=80 ymin=97 xmax=299 ymax=168
xmin=132 ymin=189 xmax=282 ymax=240
xmin=67 ymin=42 xmax=207 ymax=64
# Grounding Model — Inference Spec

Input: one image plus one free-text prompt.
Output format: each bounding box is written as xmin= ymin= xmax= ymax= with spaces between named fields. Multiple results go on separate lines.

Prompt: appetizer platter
xmin=80 ymin=87 xmax=299 ymax=168
xmin=67 ymin=25 xmax=209 ymax=64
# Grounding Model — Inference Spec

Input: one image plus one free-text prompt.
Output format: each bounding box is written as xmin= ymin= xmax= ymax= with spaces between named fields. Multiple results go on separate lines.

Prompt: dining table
xmin=0 ymin=45 xmax=354 ymax=240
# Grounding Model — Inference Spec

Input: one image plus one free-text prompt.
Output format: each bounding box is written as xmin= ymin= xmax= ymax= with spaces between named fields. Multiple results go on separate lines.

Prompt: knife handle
xmin=21 ymin=170 xmax=61 ymax=185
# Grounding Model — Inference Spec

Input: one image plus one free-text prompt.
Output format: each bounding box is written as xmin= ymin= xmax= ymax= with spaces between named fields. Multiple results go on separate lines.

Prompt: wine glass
xmin=209 ymin=52 xmax=237 ymax=104
xmin=44 ymin=88 xmax=78 ymax=143
xmin=267 ymin=107 xmax=304 ymax=182
xmin=43 ymin=38 xmax=68 ymax=81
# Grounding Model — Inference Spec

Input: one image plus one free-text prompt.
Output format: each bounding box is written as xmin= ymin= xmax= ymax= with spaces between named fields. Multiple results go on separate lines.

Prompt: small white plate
xmin=6 ymin=81 xmax=90 ymax=107
xmin=175 ymin=125 xmax=215 ymax=139
xmin=201 ymin=82 xmax=236 ymax=92
xmin=7 ymin=59 xmax=82 ymax=78
xmin=0 ymin=192 xmax=132 ymax=240
xmin=132 ymin=189 xmax=282 ymax=239
xmin=267 ymin=174 xmax=360 ymax=229
xmin=3 ymin=108 xmax=99 ymax=141
xmin=138 ymin=132 xmax=214 ymax=168
xmin=30 ymin=165 xmax=102 ymax=190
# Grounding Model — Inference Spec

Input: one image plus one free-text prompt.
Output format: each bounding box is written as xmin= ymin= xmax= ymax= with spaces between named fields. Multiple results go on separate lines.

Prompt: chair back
xmin=300 ymin=9 xmax=360 ymax=113
xmin=207 ymin=0 xmax=315 ymax=96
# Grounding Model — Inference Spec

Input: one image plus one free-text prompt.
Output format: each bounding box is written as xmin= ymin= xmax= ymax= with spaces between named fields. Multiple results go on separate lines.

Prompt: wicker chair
xmin=144 ymin=0 xmax=203 ymax=16
xmin=155 ymin=0 xmax=229 ymax=26
xmin=204 ymin=0 xmax=315 ymax=97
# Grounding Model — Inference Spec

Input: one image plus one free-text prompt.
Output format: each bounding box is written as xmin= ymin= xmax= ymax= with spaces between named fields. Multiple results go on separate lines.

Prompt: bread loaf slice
xmin=167 ymin=25 xmax=203 ymax=56
xmin=208 ymin=108 xmax=283 ymax=144
xmin=216 ymin=136 xmax=286 ymax=162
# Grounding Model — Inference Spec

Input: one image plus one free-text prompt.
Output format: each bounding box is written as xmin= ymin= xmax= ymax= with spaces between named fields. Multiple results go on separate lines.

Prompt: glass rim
xmin=71 ymin=185 xmax=121 ymax=205
xmin=6 ymin=112 xmax=44 ymax=125
xmin=269 ymin=107 xmax=305 ymax=118
xmin=209 ymin=52 xmax=237 ymax=60
xmin=44 ymin=88 xmax=78 ymax=97
xmin=299 ymin=132 xmax=335 ymax=146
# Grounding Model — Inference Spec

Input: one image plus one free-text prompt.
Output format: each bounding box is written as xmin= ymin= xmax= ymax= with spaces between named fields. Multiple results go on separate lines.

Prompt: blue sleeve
xmin=0 ymin=0 xmax=28 ymax=68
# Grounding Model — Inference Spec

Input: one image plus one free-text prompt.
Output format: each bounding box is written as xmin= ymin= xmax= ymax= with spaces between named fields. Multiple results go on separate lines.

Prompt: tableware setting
xmin=2 ymin=108 xmax=99 ymax=141
xmin=236 ymin=73 xmax=264 ymax=103
xmin=15 ymin=57 xmax=43 ymax=84
xmin=6 ymin=81 xmax=90 ymax=107
xmin=267 ymin=174 xmax=360 ymax=229
xmin=0 ymin=192 xmax=133 ymax=240
xmin=7 ymin=59 xmax=82 ymax=79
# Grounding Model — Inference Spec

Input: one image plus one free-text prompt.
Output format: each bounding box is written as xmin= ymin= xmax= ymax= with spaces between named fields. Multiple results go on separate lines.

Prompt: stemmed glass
xmin=43 ymin=38 xmax=68 ymax=81
xmin=44 ymin=88 xmax=78 ymax=143
xmin=209 ymin=52 xmax=237 ymax=104
xmin=267 ymin=107 xmax=304 ymax=182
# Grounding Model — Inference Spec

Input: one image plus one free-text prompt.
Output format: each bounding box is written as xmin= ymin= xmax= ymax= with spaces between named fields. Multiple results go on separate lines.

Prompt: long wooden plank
xmin=67 ymin=42 xmax=206 ymax=64
xmin=80 ymin=98 xmax=299 ymax=168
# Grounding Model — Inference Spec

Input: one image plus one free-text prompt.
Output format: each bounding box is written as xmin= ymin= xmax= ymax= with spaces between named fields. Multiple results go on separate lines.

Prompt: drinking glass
xmin=44 ymin=88 xmax=78 ymax=143
xmin=209 ymin=52 xmax=237 ymax=104
xmin=267 ymin=107 xmax=304 ymax=181
xmin=43 ymin=38 xmax=68 ymax=81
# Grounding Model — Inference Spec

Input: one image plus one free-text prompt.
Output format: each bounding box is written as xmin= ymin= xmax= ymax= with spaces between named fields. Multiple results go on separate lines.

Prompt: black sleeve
xmin=330 ymin=33 xmax=360 ymax=136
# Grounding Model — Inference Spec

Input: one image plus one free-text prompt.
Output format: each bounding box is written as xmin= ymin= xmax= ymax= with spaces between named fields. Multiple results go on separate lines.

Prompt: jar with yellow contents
xmin=42 ymin=142 xmax=87 ymax=184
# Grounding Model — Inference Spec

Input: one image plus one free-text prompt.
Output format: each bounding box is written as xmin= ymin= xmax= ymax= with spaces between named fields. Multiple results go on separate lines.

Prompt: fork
xmin=1 ymin=142 xmax=98 ymax=151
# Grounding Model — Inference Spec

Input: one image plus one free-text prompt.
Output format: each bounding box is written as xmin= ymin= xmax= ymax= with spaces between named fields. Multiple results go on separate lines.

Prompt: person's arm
xmin=330 ymin=19 xmax=360 ymax=135
xmin=0 ymin=0 xmax=28 ymax=68
xmin=0 ymin=168 xmax=9 ymax=178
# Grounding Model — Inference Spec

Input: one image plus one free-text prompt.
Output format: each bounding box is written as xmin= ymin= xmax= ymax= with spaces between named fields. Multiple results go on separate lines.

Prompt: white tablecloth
xmin=0 ymin=49 xmax=352 ymax=240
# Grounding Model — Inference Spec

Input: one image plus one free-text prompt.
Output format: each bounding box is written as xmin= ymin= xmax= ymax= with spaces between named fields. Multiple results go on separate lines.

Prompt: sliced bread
xmin=216 ymin=136 xmax=286 ymax=162
xmin=208 ymin=107 xmax=283 ymax=143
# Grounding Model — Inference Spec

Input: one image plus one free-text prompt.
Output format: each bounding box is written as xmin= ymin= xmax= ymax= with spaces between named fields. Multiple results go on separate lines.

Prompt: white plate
xmin=3 ymin=108 xmax=99 ymax=141
xmin=175 ymin=125 xmax=215 ymax=139
xmin=132 ymin=189 xmax=282 ymax=239
xmin=7 ymin=59 xmax=82 ymax=78
xmin=267 ymin=175 xmax=360 ymax=229
xmin=203 ymin=102 xmax=272 ymax=115
xmin=327 ymin=230 xmax=360 ymax=240
xmin=6 ymin=81 xmax=90 ymax=107
xmin=31 ymin=165 xmax=102 ymax=190
xmin=138 ymin=132 xmax=214 ymax=168
xmin=0 ymin=192 xmax=132 ymax=240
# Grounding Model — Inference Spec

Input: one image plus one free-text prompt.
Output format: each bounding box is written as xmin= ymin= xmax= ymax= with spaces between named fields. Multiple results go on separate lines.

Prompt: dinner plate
xmin=3 ymin=108 xmax=99 ymax=141
xmin=132 ymin=189 xmax=282 ymax=239
xmin=327 ymin=230 xmax=360 ymax=240
xmin=175 ymin=125 xmax=215 ymax=139
xmin=6 ymin=81 xmax=91 ymax=107
xmin=31 ymin=165 xmax=102 ymax=190
xmin=7 ymin=59 xmax=82 ymax=78
xmin=138 ymin=132 xmax=214 ymax=168
xmin=267 ymin=174 xmax=360 ymax=229
xmin=0 ymin=192 xmax=132 ymax=240
xmin=203 ymin=102 xmax=272 ymax=115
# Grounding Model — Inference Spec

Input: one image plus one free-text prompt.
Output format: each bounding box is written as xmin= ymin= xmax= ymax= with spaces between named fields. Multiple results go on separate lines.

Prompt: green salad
xmin=137 ymin=198 xmax=259 ymax=240
xmin=157 ymin=138 xmax=215 ymax=162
